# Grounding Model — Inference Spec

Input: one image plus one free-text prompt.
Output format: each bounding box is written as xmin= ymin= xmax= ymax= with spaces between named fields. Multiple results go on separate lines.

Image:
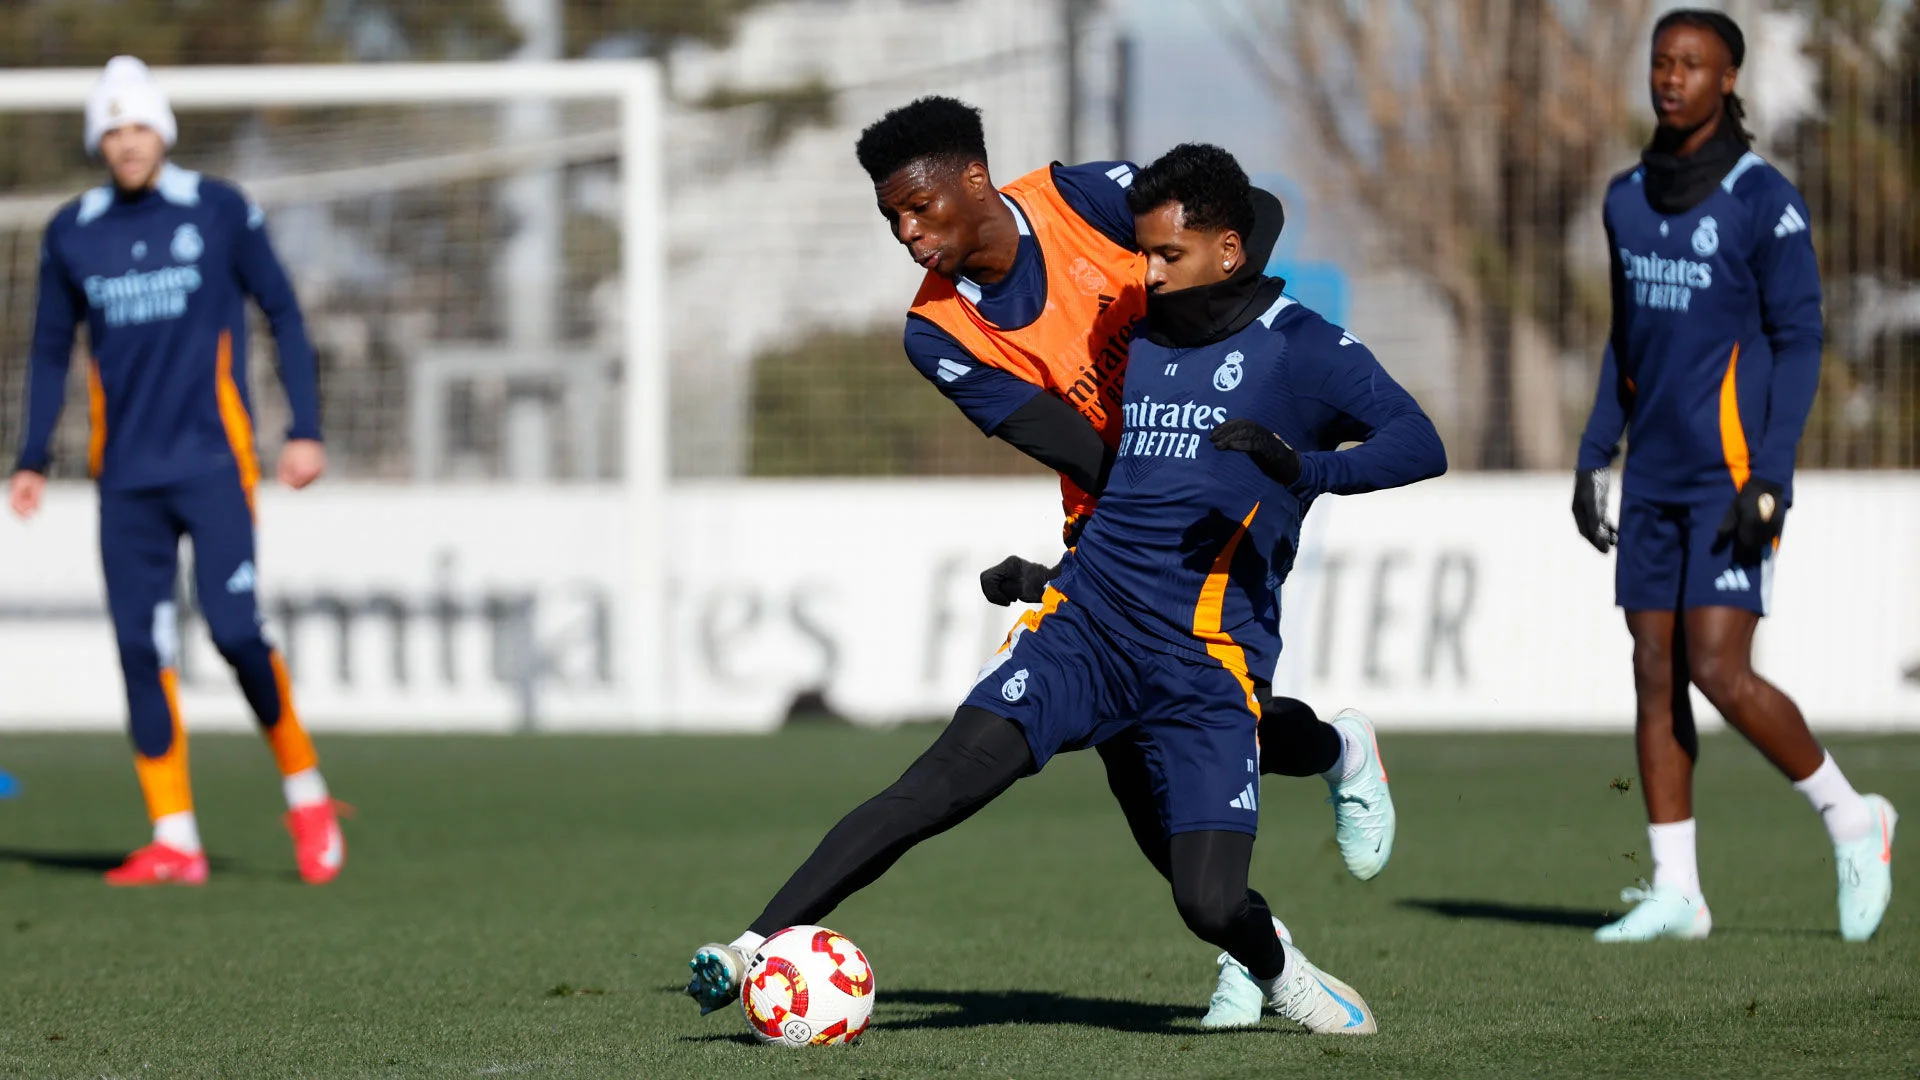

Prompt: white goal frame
xmin=0 ymin=62 xmax=669 ymax=724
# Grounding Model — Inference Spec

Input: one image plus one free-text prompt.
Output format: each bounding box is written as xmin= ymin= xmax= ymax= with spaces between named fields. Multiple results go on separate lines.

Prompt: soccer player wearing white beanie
xmin=10 ymin=56 xmax=343 ymax=887
xmin=85 ymin=55 xmax=178 ymax=154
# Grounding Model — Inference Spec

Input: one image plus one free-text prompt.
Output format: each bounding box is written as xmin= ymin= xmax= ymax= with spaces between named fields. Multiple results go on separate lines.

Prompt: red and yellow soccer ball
xmin=740 ymin=925 xmax=875 ymax=1047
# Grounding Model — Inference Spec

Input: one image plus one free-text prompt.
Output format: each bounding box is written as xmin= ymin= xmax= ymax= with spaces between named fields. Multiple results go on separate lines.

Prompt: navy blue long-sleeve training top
xmin=1055 ymin=292 xmax=1447 ymax=682
xmin=18 ymin=163 xmax=321 ymax=489
xmin=1577 ymin=152 xmax=1823 ymax=503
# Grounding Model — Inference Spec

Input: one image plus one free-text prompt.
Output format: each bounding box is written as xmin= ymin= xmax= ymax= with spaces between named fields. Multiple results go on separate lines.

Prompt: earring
xmin=1223 ymin=261 xmax=1232 ymax=271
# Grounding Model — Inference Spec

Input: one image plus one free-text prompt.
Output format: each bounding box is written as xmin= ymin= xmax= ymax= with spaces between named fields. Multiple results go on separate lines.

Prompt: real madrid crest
xmin=1000 ymin=668 xmax=1029 ymax=702
xmin=1213 ymin=350 xmax=1245 ymax=392
xmin=1691 ymin=215 xmax=1719 ymax=257
xmin=171 ymin=223 xmax=203 ymax=263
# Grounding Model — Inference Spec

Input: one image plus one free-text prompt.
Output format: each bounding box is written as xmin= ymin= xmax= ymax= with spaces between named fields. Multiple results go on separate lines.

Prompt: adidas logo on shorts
xmin=1713 ymin=566 xmax=1752 ymax=592
xmin=1227 ymin=783 xmax=1259 ymax=811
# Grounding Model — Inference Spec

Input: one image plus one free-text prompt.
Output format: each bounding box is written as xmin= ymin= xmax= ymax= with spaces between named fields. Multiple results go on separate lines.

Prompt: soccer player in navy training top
xmin=860 ymin=97 xmax=1397 ymax=888
xmin=1574 ymin=11 xmax=1895 ymax=942
xmin=684 ymin=142 xmax=1444 ymax=1036
xmin=7 ymin=57 xmax=346 ymax=886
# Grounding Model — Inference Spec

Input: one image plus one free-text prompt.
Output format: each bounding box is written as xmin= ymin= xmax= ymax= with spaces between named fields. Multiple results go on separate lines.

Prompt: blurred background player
xmin=1574 ymin=11 xmax=1896 ymax=942
xmin=857 ymin=95 xmax=1395 ymax=887
xmin=7 ymin=56 xmax=345 ymax=887
xmin=687 ymin=141 xmax=1444 ymax=1036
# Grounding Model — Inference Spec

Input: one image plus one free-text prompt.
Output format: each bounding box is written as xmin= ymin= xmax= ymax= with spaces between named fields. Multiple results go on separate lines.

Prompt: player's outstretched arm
xmin=1283 ymin=335 xmax=1446 ymax=498
xmin=992 ymin=393 xmax=1111 ymax=498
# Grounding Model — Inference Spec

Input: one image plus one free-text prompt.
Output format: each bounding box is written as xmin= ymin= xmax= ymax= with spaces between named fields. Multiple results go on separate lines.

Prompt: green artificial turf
xmin=0 ymin=729 xmax=1913 ymax=1079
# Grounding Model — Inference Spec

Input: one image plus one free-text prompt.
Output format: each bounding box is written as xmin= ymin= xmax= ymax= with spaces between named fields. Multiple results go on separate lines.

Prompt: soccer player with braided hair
xmin=1575 ymin=9 xmax=1896 ymax=942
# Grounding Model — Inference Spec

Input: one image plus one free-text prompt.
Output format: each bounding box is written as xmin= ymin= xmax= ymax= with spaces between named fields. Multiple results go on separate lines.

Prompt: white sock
xmin=282 ymin=768 xmax=329 ymax=810
xmin=728 ymin=931 xmax=766 ymax=957
xmin=1648 ymin=819 xmax=1700 ymax=898
xmin=153 ymin=811 xmax=203 ymax=855
xmin=1320 ymin=723 xmax=1365 ymax=784
xmin=1793 ymin=752 xmax=1873 ymax=844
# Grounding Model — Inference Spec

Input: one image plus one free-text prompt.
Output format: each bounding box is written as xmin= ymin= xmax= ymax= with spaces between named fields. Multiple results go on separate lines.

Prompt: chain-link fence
xmin=0 ymin=0 xmax=1913 ymax=481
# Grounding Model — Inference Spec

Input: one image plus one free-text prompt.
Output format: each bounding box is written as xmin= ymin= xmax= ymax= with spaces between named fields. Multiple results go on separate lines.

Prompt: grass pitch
xmin=0 ymin=728 xmax=1914 ymax=1079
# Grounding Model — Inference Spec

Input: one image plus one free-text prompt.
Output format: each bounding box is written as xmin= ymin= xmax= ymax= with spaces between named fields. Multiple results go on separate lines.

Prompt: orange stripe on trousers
xmin=265 ymin=651 xmax=319 ymax=776
xmin=133 ymin=670 xmax=194 ymax=820
xmin=86 ymin=360 xmax=108 ymax=478
xmin=213 ymin=329 xmax=261 ymax=516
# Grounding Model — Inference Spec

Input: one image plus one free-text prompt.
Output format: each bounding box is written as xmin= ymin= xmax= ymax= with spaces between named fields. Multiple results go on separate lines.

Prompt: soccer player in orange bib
xmin=870 ymin=96 xmax=1391 ymax=876
xmin=683 ymin=99 xmax=1395 ymax=1022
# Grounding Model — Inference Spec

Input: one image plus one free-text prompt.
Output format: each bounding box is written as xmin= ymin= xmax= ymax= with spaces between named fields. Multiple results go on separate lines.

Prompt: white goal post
xmin=0 ymin=62 xmax=669 ymax=727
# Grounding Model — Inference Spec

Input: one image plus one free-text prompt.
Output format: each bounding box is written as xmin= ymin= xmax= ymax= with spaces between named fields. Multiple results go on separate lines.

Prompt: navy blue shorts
xmin=960 ymin=589 xmax=1263 ymax=836
xmin=1615 ymin=494 xmax=1776 ymax=615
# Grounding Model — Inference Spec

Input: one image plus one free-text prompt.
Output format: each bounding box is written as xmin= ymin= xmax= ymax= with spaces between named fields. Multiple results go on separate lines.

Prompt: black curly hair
xmin=1654 ymin=8 xmax=1752 ymax=143
xmin=1126 ymin=143 xmax=1254 ymax=239
xmin=855 ymin=96 xmax=988 ymax=183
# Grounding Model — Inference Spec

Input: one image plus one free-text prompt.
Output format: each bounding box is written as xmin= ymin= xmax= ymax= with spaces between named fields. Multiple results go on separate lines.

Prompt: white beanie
xmin=85 ymin=56 xmax=177 ymax=154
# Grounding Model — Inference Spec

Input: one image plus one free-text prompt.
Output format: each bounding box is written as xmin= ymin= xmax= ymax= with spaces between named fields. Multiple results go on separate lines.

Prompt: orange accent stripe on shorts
xmin=1002 ymin=585 xmax=1068 ymax=651
xmin=213 ymin=329 xmax=260 ymax=514
xmin=1718 ymin=342 xmax=1750 ymax=492
xmin=264 ymin=651 xmax=319 ymax=776
xmin=1192 ymin=504 xmax=1262 ymax=718
xmin=133 ymin=670 xmax=193 ymax=820
xmin=86 ymin=360 xmax=108 ymax=478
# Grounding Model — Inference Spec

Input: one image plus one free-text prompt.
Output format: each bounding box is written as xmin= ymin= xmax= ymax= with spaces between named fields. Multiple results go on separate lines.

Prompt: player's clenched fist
xmin=1209 ymin=418 xmax=1302 ymax=485
xmin=8 ymin=470 xmax=45 ymax=520
xmin=278 ymin=439 xmax=328 ymax=490
xmin=979 ymin=555 xmax=1055 ymax=606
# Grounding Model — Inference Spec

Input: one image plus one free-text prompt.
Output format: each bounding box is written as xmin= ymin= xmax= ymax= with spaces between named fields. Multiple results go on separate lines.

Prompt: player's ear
xmin=1220 ymin=230 xmax=1243 ymax=273
xmin=961 ymin=160 xmax=993 ymax=201
xmin=1720 ymin=65 xmax=1738 ymax=96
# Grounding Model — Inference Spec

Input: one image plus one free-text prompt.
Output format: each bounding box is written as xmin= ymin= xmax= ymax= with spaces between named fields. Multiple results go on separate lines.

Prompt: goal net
xmin=0 ymin=62 xmax=669 ymax=730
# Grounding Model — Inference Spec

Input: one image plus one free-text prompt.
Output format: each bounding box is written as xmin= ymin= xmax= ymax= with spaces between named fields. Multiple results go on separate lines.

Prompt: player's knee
xmin=1686 ymin=648 xmax=1749 ymax=708
xmin=1172 ymin=879 xmax=1246 ymax=945
xmin=128 ymin=713 xmax=176 ymax=759
xmin=208 ymin=624 xmax=270 ymax=666
xmin=1630 ymin=637 xmax=1672 ymax=689
xmin=114 ymin=628 xmax=162 ymax=669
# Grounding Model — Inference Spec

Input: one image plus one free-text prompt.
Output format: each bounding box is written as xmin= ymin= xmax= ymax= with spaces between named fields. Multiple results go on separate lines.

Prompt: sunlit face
xmin=1135 ymin=202 xmax=1243 ymax=294
xmin=1649 ymin=23 xmax=1737 ymax=133
xmin=874 ymin=158 xmax=992 ymax=280
xmin=99 ymin=124 xmax=166 ymax=191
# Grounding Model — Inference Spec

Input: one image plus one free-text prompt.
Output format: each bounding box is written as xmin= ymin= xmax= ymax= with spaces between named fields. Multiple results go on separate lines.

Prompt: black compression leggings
xmin=749 ymin=707 xmax=1034 ymax=937
xmin=749 ymin=708 xmax=1284 ymax=980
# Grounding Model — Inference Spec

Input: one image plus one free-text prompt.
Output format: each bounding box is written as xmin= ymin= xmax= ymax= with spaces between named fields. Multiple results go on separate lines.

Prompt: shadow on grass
xmin=0 ymin=847 xmax=248 ymax=876
xmin=1399 ymin=897 xmax=1613 ymax=929
xmin=678 ymin=987 xmax=1264 ymax=1040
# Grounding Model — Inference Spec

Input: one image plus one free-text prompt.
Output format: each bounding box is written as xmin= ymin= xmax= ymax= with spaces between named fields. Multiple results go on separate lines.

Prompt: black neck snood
xmin=1641 ymin=114 xmax=1749 ymax=215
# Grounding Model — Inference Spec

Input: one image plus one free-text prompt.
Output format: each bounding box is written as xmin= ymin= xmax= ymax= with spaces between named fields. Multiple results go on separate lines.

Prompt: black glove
xmin=1716 ymin=476 xmax=1786 ymax=559
xmin=1208 ymin=418 xmax=1302 ymax=485
xmin=980 ymin=555 xmax=1057 ymax=606
xmin=1571 ymin=468 xmax=1618 ymax=553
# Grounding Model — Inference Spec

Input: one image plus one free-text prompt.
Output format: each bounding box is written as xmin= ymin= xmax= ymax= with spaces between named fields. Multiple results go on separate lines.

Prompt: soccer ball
xmin=740 ymin=925 xmax=875 ymax=1047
